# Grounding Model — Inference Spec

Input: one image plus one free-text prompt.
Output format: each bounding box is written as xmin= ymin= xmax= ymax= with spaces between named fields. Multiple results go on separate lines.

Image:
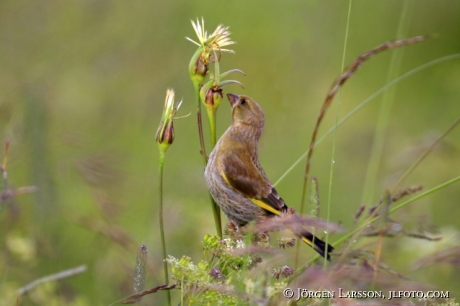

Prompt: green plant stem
xmin=293 ymin=174 xmax=460 ymax=277
xmin=158 ymin=150 xmax=172 ymax=306
xmin=207 ymin=106 xmax=217 ymax=147
xmin=209 ymin=196 xmax=222 ymax=238
xmin=295 ymin=1 xmax=354 ymax=269
xmin=337 ymin=175 xmax=460 ymax=262
xmin=390 ymin=116 xmax=460 ymax=193
xmin=390 ymin=175 xmax=460 ymax=212
xmin=274 ymin=54 xmax=460 ymax=188
xmin=361 ymin=0 xmax=414 ymax=205
xmin=194 ymin=83 xmax=223 ymax=238
xmin=206 ymin=105 xmax=223 ymax=237
xmin=180 ymin=276 xmax=184 ymax=306
xmin=325 ymin=0 xmax=353 ymax=268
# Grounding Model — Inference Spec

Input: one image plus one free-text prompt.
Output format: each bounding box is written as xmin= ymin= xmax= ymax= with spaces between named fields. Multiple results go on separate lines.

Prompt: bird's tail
xmin=300 ymin=231 xmax=334 ymax=261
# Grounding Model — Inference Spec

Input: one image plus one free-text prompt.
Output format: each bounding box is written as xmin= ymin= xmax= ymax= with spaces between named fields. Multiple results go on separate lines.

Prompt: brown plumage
xmin=205 ymin=93 xmax=334 ymax=260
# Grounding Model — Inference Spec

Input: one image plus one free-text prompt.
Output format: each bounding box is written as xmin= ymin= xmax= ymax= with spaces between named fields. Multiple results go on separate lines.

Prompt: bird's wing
xmin=219 ymin=147 xmax=334 ymax=261
xmin=219 ymin=150 xmax=287 ymax=215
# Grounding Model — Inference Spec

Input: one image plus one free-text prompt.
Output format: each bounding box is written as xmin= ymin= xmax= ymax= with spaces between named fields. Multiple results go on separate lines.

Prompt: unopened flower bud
xmin=156 ymin=89 xmax=182 ymax=153
xmin=204 ymin=88 xmax=214 ymax=106
xmin=195 ymin=56 xmax=208 ymax=79
xmin=189 ymin=49 xmax=208 ymax=85
xmin=203 ymin=88 xmax=223 ymax=108
xmin=156 ymin=121 xmax=175 ymax=149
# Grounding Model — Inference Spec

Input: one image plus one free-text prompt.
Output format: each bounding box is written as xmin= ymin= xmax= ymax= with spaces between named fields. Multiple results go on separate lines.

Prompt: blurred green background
xmin=1 ymin=0 xmax=459 ymax=305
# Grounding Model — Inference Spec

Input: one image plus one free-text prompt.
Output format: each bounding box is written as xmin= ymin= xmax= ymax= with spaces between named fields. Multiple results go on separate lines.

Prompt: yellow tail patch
xmin=301 ymin=236 xmax=314 ymax=248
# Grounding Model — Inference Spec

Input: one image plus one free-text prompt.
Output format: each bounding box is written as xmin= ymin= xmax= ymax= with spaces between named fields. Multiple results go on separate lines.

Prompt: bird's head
xmin=227 ymin=93 xmax=265 ymax=128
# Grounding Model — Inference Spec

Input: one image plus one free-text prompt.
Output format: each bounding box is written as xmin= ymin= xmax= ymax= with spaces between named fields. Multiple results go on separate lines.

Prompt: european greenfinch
xmin=205 ymin=93 xmax=334 ymax=260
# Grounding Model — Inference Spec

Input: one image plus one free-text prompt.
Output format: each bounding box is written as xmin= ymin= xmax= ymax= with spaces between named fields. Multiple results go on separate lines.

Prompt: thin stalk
xmin=194 ymin=83 xmax=222 ymax=237
xmin=208 ymin=195 xmax=222 ymax=238
xmin=389 ymin=175 xmax=460 ymax=213
xmin=361 ymin=0 xmax=415 ymax=205
xmin=289 ymin=54 xmax=460 ymax=276
xmin=274 ymin=53 xmax=460 ymax=188
xmin=364 ymin=0 xmax=416 ymax=287
xmin=296 ymin=0 xmax=354 ymax=270
xmin=339 ymin=175 xmax=460 ymax=261
xmin=180 ymin=276 xmax=185 ymax=306
xmin=158 ymin=151 xmax=171 ymax=306
xmin=323 ymin=0 xmax=353 ymax=268
xmin=300 ymin=35 xmax=425 ymax=222
xmin=207 ymin=105 xmax=223 ymax=237
xmin=17 ymin=265 xmax=87 ymax=295
xmin=194 ymin=83 xmax=208 ymax=165
xmin=332 ymin=112 xmax=460 ymax=265
xmin=390 ymin=116 xmax=460 ymax=193
xmin=292 ymin=174 xmax=460 ymax=277
xmin=207 ymin=107 xmax=217 ymax=147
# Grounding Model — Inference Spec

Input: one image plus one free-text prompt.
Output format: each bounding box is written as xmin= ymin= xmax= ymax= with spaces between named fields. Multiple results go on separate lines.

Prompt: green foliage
xmin=1 ymin=1 xmax=460 ymax=305
xmin=425 ymin=299 xmax=459 ymax=306
xmin=166 ymin=232 xmax=289 ymax=305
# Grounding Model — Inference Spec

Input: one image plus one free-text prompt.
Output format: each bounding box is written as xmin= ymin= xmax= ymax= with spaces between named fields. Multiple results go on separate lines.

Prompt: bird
xmin=204 ymin=93 xmax=334 ymax=261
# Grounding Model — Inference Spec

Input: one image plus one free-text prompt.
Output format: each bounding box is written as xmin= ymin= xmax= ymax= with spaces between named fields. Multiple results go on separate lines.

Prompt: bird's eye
xmin=240 ymin=99 xmax=246 ymax=105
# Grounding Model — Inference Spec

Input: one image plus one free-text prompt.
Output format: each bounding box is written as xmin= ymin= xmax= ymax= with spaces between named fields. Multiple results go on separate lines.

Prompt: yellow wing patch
xmin=220 ymin=169 xmax=232 ymax=186
xmin=220 ymin=168 xmax=280 ymax=216
xmin=250 ymin=198 xmax=281 ymax=216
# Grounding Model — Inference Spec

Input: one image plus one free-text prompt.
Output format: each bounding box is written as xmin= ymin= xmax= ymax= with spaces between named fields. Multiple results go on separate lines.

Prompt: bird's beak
xmin=227 ymin=93 xmax=239 ymax=108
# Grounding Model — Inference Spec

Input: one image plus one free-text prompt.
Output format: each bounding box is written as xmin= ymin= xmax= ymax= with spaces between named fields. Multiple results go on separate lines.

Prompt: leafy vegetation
xmin=1 ymin=1 xmax=460 ymax=305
